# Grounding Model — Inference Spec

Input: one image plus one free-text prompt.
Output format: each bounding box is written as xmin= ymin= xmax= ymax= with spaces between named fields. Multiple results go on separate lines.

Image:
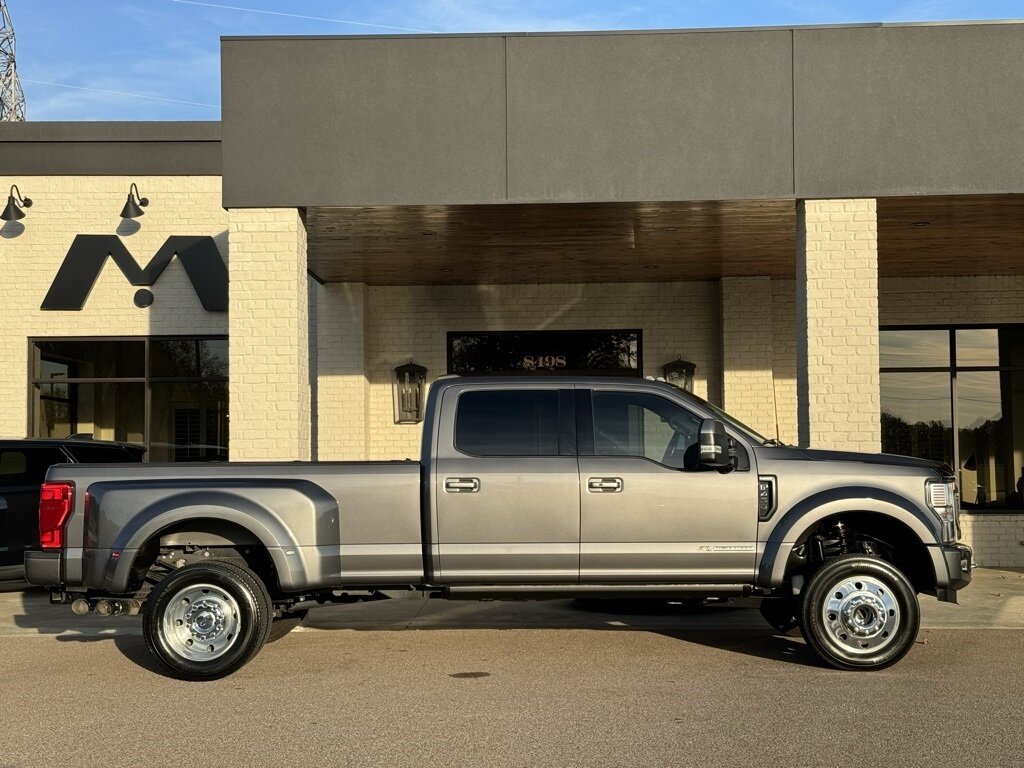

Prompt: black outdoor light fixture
xmin=393 ymin=359 xmax=428 ymax=424
xmin=663 ymin=358 xmax=696 ymax=392
xmin=1 ymin=184 xmax=32 ymax=221
xmin=120 ymin=183 xmax=149 ymax=219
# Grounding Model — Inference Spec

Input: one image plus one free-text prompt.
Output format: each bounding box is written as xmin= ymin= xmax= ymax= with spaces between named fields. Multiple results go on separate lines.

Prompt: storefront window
xmin=29 ymin=337 xmax=228 ymax=462
xmin=448 ymin=329 xmax=641 ymax=376
xmin=881 ymin=327 xmax=1024 ymax=510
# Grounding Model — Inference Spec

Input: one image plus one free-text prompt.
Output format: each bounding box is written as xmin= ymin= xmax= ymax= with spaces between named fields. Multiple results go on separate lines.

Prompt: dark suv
xmin=0 ymin=439 xmax=144 ymax=580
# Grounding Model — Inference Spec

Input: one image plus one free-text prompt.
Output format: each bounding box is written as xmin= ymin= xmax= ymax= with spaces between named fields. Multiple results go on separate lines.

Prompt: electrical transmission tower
xmin=0 ymin=0 xmax=25 ymax=121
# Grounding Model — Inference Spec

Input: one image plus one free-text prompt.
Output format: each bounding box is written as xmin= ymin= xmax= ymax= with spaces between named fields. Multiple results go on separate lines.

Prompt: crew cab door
xmin=432 ymin=385 xmax=579 ymax=584
xmin=576 ymin=388 xmax=758 ymax=583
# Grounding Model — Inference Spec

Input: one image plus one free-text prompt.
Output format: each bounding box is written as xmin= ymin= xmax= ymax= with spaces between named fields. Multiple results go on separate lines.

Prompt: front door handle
xmin=588 ymin=477 xmax=623 ymax=493
xmin=444 ymin=477 xmax=480 ymax=493
xmin=0 ymin=496 xmax=6 ymax=511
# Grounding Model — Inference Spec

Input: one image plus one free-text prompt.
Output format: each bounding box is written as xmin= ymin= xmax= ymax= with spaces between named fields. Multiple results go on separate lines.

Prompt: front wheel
xmin=800 ymin=555 xmax=920 ymax=670
xmin=143 ymin=561 xmax=273 ymax=680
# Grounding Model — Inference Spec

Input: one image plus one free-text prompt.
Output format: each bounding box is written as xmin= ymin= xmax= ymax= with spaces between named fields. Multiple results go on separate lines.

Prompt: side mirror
xmin=698 ymin=418 xmax=733 ymax=470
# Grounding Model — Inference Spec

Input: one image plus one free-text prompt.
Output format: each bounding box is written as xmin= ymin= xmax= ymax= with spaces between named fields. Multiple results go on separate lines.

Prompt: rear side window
xmin=455 ymin=390 xmax=559 ymax=457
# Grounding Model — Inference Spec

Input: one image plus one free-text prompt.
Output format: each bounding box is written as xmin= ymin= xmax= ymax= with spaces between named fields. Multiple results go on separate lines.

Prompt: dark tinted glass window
xmin=591 ymin=392 xmax=702 ymax=469
xmin=33 ymin=340 xmax=145 ymax=378
xmin=449 ymin=330 xmax=640 ymax=376
xmin=62 ymin=444 xmax=145 ymax=464
xmin=0 ymin=448 xmax=68 ymax=485
xmin=455 ymin=390 xmax=559 ymax=456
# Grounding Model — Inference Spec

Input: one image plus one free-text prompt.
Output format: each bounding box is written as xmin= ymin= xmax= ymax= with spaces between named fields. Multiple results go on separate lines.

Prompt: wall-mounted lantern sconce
xmin=394 ymin=359 xmax=428 ymax=424
xmin=1 ymin=185 xmax=32 ymax=221
xmin=663 ymin=358 xmax=696 ymax=393
xmin=120 ymin=183 xmax=149 ymax=219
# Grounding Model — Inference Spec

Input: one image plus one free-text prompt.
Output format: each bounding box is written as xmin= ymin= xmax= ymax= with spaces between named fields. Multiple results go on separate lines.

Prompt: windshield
xmin=677 ymin=389 xmax=770 ymax=444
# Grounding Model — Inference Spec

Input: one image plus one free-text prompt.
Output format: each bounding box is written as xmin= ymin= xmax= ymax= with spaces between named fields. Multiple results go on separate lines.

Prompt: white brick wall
xmin=0 ymin=175 xmax=227 ymax=438
xmin=881 ymin=275 xmax=1024 ymax=325
xmin=796 ymin=199 xmax=880 ymax=452
xmin=722 ymin=276 xmax=778 ymax=438
xmin=314 ymin=282 xmax=369 ymax=460
xmin=960 ymin=513 xmax=1024 ymax=568
xmin=228 ymin=208 xmax=310 ymax=461
xmin=314 ymin=281 xmax=722 ymax=460
xmin=772 ymin=279 xmax=799 ymax=446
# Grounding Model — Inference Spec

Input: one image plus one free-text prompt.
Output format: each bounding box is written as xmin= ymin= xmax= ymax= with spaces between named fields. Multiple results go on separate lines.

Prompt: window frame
xmin=26 ymin=335 xmax=229 ymax=461
xmin=880 ymin=323 xmax=1024 ymax=512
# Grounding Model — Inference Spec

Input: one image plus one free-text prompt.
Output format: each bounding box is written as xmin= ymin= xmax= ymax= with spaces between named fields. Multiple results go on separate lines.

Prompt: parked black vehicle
xmin=0 ymin=439 xmax=144 ymax=579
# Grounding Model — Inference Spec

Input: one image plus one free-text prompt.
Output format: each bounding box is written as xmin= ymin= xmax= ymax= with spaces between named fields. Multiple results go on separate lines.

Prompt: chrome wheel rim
xmin=161 ymin=583 xmax=241 ymax=662
xmin=821 ymin=575 xmax=900 ymax=655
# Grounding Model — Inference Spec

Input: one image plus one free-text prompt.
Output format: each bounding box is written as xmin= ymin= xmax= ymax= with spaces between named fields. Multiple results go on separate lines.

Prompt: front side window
xmin=590 ymin=391 xmax=702 ymax=469
xmin=455 ymin=390 xmax=560 ymax=457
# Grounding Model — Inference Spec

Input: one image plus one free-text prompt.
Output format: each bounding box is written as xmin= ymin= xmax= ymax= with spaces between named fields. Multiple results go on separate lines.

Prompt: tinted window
xmin=590 ymin=392 xmax=702 ymax=469
xmin=0 ymin=448 xmax=68 ymax=485
xmin=455 ymin=390 xmax=559 ymax=456
xmin=62 ymin=444 xmax=145 ymax=464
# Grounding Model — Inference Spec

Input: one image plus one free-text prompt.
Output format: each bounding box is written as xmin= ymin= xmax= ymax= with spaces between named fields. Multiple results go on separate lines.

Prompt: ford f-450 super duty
xmin=25 ymin=377 xmax=972 ymax=679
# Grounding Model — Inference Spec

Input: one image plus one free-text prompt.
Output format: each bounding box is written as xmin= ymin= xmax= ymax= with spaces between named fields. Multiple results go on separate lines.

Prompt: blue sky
xmin=13 ymin=0 xmax=1024 ymax=120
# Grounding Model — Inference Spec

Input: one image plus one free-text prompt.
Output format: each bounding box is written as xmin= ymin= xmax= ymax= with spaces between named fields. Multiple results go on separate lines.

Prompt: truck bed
xmin=50 ymin=461 xmax=424 ymax=593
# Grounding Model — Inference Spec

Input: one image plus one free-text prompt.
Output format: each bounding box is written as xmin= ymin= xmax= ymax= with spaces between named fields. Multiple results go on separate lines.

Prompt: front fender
xmin=83 ymin=479 xmax=339 ymax=593
xmin=756 ymin=486 xmax=940 ymax=588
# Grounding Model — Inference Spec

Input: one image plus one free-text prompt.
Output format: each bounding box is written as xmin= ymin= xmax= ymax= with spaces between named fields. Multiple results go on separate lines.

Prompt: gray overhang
xmin=0 ymin=121 xmax=222 ymax=176
xmin=221 ymin=21 xmax=1024 ymax=207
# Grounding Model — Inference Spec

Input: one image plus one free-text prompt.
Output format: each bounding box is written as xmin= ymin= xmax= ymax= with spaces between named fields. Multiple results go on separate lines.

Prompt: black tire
xmin=143 ymin=561 xmax=273 ymax=681
xmin=800 ymin=554 xmax=920 ymax=671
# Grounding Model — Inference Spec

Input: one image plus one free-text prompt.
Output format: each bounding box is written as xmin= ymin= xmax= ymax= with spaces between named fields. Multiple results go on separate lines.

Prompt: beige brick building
xmin=2 ymin=22 xmax=1024 ymax=568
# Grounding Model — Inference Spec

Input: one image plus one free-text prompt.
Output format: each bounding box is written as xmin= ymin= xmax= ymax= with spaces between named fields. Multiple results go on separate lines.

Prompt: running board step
xmin=441 ymin=584 xmax=748 ymax=600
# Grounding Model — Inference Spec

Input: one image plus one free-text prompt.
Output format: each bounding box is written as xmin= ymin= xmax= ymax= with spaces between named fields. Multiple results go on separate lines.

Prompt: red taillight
xmin=39 ymin=482 xmax=74 ymax=550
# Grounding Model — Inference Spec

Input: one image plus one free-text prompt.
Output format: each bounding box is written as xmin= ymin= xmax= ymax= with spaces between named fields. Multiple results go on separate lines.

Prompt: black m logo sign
xmin=41 ymin=235 xmax=228 ymax=312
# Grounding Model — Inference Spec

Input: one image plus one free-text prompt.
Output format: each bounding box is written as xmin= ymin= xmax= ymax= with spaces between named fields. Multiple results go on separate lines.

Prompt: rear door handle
xmin=444 ymin=477 xmax=480 ymax=493
xmin=588 ymin=477 xmax=623 ymax=493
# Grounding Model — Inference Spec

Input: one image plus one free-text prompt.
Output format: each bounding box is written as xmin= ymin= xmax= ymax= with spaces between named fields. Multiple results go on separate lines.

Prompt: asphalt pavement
xmin=0 ymin=569 xmax=1022 ymax=767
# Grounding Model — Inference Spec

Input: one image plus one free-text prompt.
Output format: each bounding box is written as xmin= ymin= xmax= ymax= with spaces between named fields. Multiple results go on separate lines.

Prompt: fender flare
xmin=756 ymin=486 xmax=940 ymax=588
xmin=84 ymin=480 xmax=338 ymax=593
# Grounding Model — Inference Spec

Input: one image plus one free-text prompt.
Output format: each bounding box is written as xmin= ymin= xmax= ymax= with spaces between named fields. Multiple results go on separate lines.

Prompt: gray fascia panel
xmin=221 ymin=37 xmax=506 ymax=208
xmin=793 ymin=25 xmax=1024 ymax=198
xmin=0 ymin=122 xmax=222 ymax=176
xmin=505 ymin=30 xmax=794 ymax=203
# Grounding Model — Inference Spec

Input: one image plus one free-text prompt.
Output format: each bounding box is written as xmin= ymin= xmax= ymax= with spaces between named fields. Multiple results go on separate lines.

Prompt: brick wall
xmin=228 ymin=208 xmax=310 ymax=461
xmin=0 ymin=175 xmax=226 ymax=438
xmin=314 ymin=281 xmax=722 ymax=460
xmin=881 ymin=275 xmax=1024 ymax=325
xmin=772 ymin=279 xmax=799 ymax=446
xmin=960 ymin=514 xmax=1024 ymax=568
xmin=721 ymin=276 xmax=778 ymax=438
xmin=796 ymin=199 xmax=880 ymax=452
xmin=314 ymin=282 xmax=369 ymax=460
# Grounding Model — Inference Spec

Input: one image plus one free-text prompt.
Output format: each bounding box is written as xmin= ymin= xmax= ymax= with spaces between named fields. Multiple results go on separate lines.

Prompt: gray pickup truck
xmin=25 ymin=376 xmax=972 ymax=679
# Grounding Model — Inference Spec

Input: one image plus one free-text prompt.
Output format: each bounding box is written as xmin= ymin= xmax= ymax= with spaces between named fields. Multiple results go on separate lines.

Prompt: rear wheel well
xmin=131 ymin=519 xmax=279 ymax=596
xmin=789 ymin=512 xmax=935 ymax=594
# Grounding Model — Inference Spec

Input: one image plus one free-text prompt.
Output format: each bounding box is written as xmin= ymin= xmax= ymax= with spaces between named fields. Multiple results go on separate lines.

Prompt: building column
xmin=721 ymin=276 xmax=778 ymax=439
xmin=315 ymin=282 xmax=369 ymax=460
xmin=228 ymin=208 xmax=311 ymax=460
xmin=796 ymin=199 xmax=880 ymax=452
